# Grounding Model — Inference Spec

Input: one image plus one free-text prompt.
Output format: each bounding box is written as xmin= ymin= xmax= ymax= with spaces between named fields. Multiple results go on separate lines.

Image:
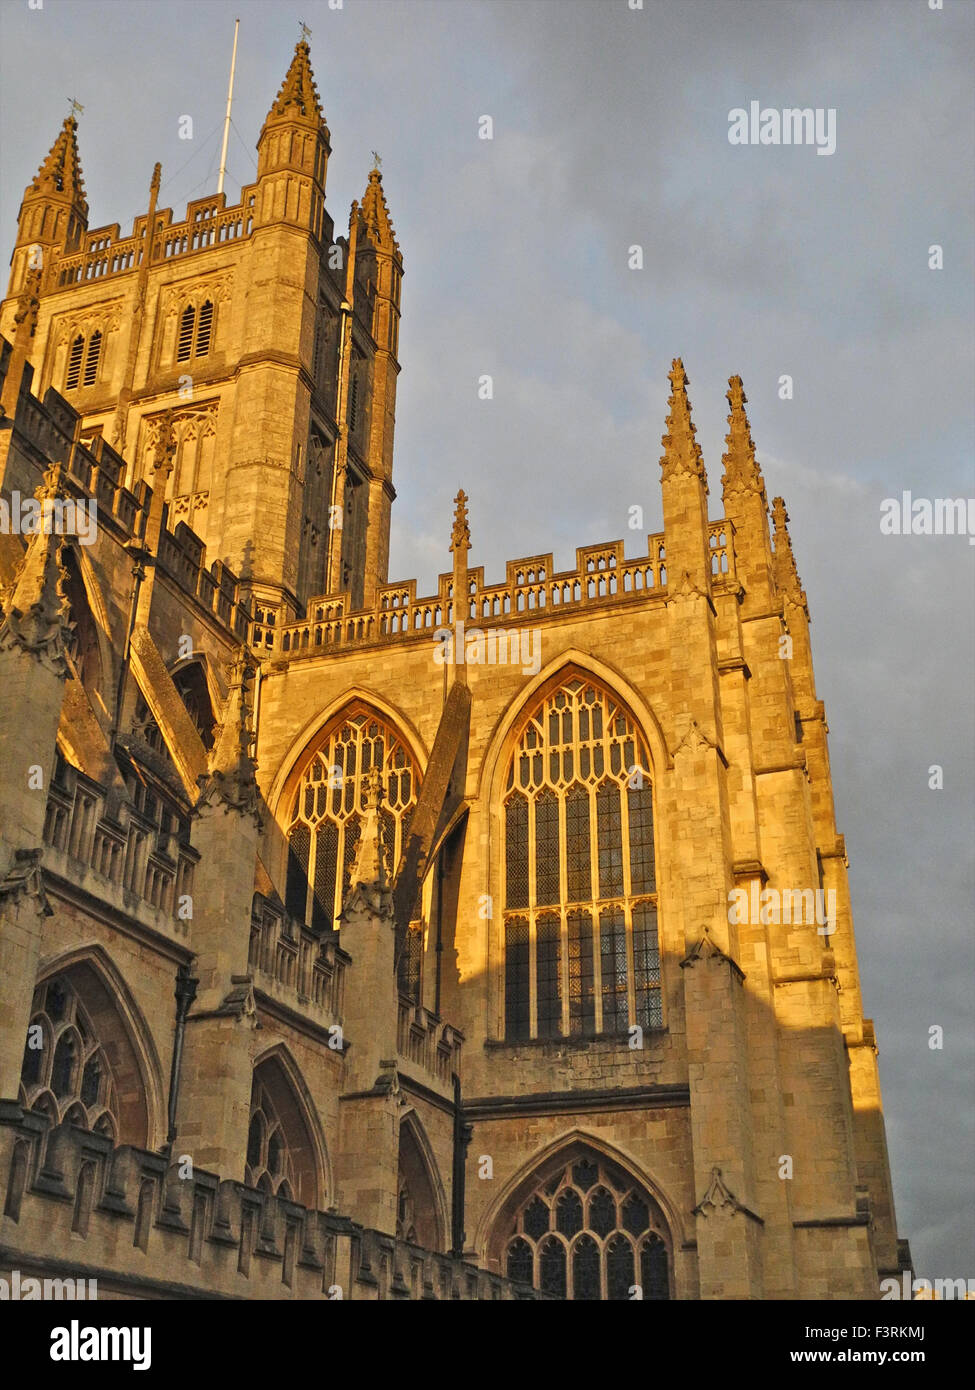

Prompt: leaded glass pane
xmin=565 ymin=786 xmax=591 ymax=902
xmin=505 ymin=795 xmax=529 ymax=909
xmin=539 ymin=1237 xmax=566 ymax=1298
xmin=525 ymin=1195 xmax=548 ymax=1239
xmin=536 ymin=915 xmax=561 ymax=1039
xmin=504 ymin=918 xmax=530 ymax=1041
xmin=641 ymin=1234 xmax=669 ymax=1300
xmin=535 ymin=791 xmax=560 ymax=906
xmin=600 ymin=909 xmax=629 ymax=1033
xmin=627 ymin=783 xmax=655 ymax=893
xmin=607 ymin=1234 xmax=635 ymax=1300
xmin=507 ymin=1237 xmax=533 ymax=1284
xmin=572 ymin=1234 xmax=601 ymax=1301
xmin=556 ymin=1188 xmax=583 ymax=1237
xmin=567 ymin=910 xmax=595 ymax=1038
xmin=589 ymin=1187 xmax=616 ymax=1238
xmin=596 ymin=782 xmax=623 ymax=897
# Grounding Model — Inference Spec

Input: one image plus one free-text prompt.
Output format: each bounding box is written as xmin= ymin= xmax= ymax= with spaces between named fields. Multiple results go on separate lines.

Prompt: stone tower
xmin=0 ymin=40 xmax=403 ymax=627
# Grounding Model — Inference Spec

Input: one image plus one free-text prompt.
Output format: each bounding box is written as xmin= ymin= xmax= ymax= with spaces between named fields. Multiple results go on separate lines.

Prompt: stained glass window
xmin=500 ymin=1152 xmax=671 ymax=1301
xmin=502 ymin=678 xmax=660 ymax=1038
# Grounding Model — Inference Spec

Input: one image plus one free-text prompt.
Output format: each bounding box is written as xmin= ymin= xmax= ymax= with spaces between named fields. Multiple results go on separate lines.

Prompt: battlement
xmin=0 ymin=335 xmax=251 ymax=642
xmin=261 ymin=521 xmax=735 ymax=660
xmin=0 ymin=1106 xmax=542 ymax=1300
xmin=52 ymin=188 xmax=259 ymax=290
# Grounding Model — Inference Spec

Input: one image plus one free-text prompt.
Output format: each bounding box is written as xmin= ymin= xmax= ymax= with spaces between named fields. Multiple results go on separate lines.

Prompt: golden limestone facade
xmin=0 ymin=41 xmax=910 ymax=1300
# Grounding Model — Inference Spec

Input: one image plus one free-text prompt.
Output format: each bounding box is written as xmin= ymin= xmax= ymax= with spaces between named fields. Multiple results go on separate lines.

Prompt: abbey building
xmin=0 ymin=40 xmax=911 ymax=1300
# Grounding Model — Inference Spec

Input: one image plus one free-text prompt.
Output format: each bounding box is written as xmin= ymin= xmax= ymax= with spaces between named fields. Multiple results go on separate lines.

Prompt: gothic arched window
xmin=176 ymin=300 xmax=214 ymax=363
xmin=284 ymin=707 xmax=419 ymax=935
xmin=65 ymin=330 xmax=102 ymax=391
xmin=18 ymin=977 xmax=119 ymax=1139
xmin=502 ymin=677 xmax=660 ymax=1041
xmin=246 ymin=1080 xmax=296 ymax=1199
xmin=245 ymin=1058 xmax=322 ymax=1208
xmin=502 ymin=1152 xmax=671 ymax=1301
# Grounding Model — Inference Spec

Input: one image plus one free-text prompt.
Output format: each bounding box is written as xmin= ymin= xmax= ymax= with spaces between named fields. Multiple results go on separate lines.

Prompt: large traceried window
xmin=284 ymin=707 xmax=419 ymax=938
xmin=503 ymin=677 xmax=660 ymax=1041
xmin=502 ymin=1152 xmax=671 ymax=1300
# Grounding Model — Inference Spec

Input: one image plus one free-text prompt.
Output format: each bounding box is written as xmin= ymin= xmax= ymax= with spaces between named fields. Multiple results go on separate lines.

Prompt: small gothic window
xmin=18 ymin=976 xmax=118 ymax=1136
xmin=65 ymin=334 xmax=85 ymax=390
xmin=82 ymin=330 xmax=101 ymax=387
xmin=195 ymin=300 xmax=213 ymax=357
xmin=498 ymin=1151 xmax=671 ymax=1301
xmin=176 ymin=304 xmax=196 ymax=362
xmin=244 ymin=1082 xmax=296 ymax=1198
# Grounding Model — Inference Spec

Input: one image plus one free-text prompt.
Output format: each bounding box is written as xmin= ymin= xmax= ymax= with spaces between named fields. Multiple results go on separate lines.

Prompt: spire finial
xmin=266 ymin=33 xmax=325 ymax=123
xmin=29 ymin=114 xmax=88 ymax=213
xmin=67 ymin=97 xmax=85 ymax=119
xmin=199 ymin=644 xmax=260 ymax=819
xmin=771 ymin=496 xmax=807 ymax=612
xmin=660 ymin=357 xmax=706 ymax=489
xmin=721 ymin=374 xmax=766 ymax=502
xmin=358 ymin=160 xmax=399 ymax=253
xmin=450 ymin=489 xmax=471 ymax=556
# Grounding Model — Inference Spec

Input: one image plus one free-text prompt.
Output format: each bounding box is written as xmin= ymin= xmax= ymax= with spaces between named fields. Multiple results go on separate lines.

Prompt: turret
xmin=254 ymin=39 xmax=331 ymax=235
xmin=9 ymin=115 xmax=88 ymax=296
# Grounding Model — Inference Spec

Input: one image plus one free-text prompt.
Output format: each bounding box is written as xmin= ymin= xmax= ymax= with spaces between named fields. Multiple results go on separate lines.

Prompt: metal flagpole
xmin=217 ymin=18 xmax=240 ymax=196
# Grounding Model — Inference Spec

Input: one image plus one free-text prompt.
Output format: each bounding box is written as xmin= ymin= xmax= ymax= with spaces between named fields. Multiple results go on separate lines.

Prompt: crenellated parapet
xmin=0 ymin=1108 xmax=544 ymax=1300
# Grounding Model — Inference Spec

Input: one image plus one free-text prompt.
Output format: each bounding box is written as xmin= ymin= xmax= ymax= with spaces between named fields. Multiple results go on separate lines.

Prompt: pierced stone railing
xmin=272 ymin=534 xmax=674 ymax=659
xmin=396 ymin=997 xmax=463 ymax=1090
xmin=249 ymin=893 xmax=347 ymax=1020
xmin=53 ymin=194 xmax=255 ymax=288
xmin=42 ymin=758 xmax=198 ymax=920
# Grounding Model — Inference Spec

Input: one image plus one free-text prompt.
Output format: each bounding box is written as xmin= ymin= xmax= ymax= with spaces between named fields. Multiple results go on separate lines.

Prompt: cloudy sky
xmin=1 ymin=0 xmax=972 ymax=1280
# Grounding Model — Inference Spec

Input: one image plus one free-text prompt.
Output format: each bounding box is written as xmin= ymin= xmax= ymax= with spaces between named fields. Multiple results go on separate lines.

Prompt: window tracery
xmin=18 ymin=977 xmax=119 ymax=1139
xmin=503 ymin=678 xmax=660 ymax=1040
xmin=503 ymin=1153 xmax=671 ymax=1300
xmin=285 ymin=707 xmax=418 ymax=936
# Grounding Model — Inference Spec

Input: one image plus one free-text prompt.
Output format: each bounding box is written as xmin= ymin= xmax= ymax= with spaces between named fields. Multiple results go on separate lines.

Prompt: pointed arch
xmin=477 ymin=1130 xmax=682 ymax=1298
xmin=481 ymin=658 xmax=668 ymax=1042
xmin=267 ymin=687 xmax=429 ymax=821
xmin=478 ymin=650 xmax=671 ymax=805
xmin=250 ymin=1043 xmax=330 ymax=1209
xmin=397 ymin=1109 xmax=449 ymax=1253
xmin=30 ymin=945 xmax=166 ymax=1149
xmin=267 ymin=692 xmax=426 ymax=930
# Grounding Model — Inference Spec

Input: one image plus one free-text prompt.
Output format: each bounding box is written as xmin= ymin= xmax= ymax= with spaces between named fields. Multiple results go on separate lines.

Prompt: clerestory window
xmin=503 ymin=677 xmax=660 ymax=1041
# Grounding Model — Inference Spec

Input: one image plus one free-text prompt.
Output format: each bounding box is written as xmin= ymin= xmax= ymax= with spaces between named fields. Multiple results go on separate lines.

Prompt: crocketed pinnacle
xmin=0 ymin=463 xmax=71 ymax=673
xmin=721 ymin=375 xmax=766 ymax=503
xmin=450 ymin=489 xmax=471 ymax=556
xmin=30 ymin=116 xmax=87 ymax=212
xmin=202 ymin=646 xmax=259 ymax=817
xmin=349 ymin=768 xmax=388 ymax=890
xmin=359 ymin=166 xmax=400 ymax=254
xmin=771 ymin=497 xmax=807 ymax=611
xmin=267 ymin=40 xmax=327 ymax=129
xmin=660 ymin=358 xmax=706 ymax=489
